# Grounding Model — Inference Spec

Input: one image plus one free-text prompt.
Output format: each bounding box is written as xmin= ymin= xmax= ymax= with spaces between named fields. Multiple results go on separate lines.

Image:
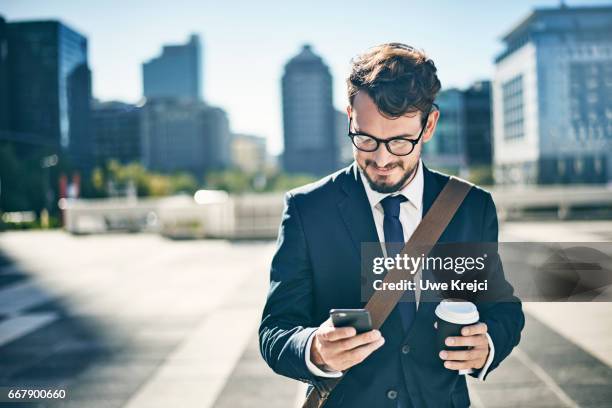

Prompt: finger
xmin=320 ymin=326 xmax=357 ymax=342
xmin=320 ymin=317 xmax=334 ymax=327
xmin=443 ymin=359 xmax=477 ymax=370
xmin=344 ymin=336 xmax=385 ymax=365
xmin=334 ymin=330 xmax=382 ymax=351
xmin=445 ymin=334 xmax=488 ymax=348
xmin=439 ymin=348 xmax=487 ymax=362
xmin=461 ymin=322 xmax=487 ymax=336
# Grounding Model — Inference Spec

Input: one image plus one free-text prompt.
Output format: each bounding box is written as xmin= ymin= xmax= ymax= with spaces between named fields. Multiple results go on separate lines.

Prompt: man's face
xmin=348 ymin=92 xmax=438 ymax=194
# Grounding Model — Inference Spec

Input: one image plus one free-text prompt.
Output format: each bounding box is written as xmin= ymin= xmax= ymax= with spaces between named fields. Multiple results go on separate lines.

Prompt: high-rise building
xmin=142 ymin=34 xmax=202 ymax=101
xmin=231 ymin=133 xmax=267 ymax=174
xmin=0 ymin=17 xmax=9 ymax=133
xmin=493 ymin=5 xmax=612 ymax=185
xmin=140 ymin=99 xmax=230 ymax=178
xmin=91 ymin=101 xmax=141 ymax=166
xmin=281 ymin=44 xmax=337 ymax=176
xmin=0 ymin=16 xmax=92 ymax=214
xmin=1 ymin=17 xmax=92 ymax=169
xmin=464 ymin=81 xmax=492 ymax=166
xmin=335 ymin=109 xmax=353 ymax=167
xmin=201 ymin=106 xmax=231 ymax=170
xmin=423 ymin=89 xmax=468 ymax=174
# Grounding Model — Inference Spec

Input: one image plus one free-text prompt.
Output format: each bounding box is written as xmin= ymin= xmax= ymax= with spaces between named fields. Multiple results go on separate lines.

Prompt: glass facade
xmin=8 ymin=21 xmax=61 ymax=147
xmin=142 ymin=34 xmax=202 ymax=101
xmin=502 ymin=75 xmax=524 ymax=141
xmin=0 ymin=17 xmax=9 ymax=132
xmin=494 ymin=6 xmax=612 ymax=185
xmin=423 ymin=88 xmax=469 ymax=174
xmin=6 ymin=20 xmax=92 ymax=168
xmin=569 ymin=61 xmax=612 ymax=143
xmin=92 ymin=102 xmax=141 ymax=166
xmin=464 ymin=81 xmax=492 ymax=166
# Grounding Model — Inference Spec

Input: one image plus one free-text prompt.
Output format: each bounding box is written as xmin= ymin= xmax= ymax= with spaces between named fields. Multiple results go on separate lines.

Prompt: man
xmin=259 ymin=43 xmax=524 ymax=408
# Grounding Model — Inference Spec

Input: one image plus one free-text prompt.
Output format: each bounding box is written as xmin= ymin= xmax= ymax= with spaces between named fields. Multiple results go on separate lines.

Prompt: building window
xmin=569 ymin=61 xmax=612 ymax=143
xmin=502 ymin=75 xmax=525 ymax=140
xmin=557 ymin=158 xmax=565 ymax=175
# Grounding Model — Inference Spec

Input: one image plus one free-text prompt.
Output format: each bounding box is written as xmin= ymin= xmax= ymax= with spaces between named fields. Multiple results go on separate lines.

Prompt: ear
xmin=346 ymin=104 xmax=352 ymax=117
xmin=422 ymin=109 xmax=439 ymax=143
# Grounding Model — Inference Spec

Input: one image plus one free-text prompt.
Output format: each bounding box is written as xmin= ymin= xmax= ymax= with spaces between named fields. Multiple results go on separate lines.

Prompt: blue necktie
xmin=380 ymin=195 xmax=416 ymax=332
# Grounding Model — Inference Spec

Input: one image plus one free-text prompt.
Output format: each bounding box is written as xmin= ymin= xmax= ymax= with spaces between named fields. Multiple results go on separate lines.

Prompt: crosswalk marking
xmin=0 ymin=313 xmax=58 ymax=347
xmin=0 ymin=265 xmax=21 ymax=275
xmin=0 ymin=273 xmax=59 ymax=347
xmin=0 ymin=281 xmax=54 ymax=315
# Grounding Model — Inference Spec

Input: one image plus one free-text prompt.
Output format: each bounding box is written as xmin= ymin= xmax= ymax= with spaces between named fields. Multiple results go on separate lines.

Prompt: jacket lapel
xmin=337 ymin=162 xmax=383 ymax=259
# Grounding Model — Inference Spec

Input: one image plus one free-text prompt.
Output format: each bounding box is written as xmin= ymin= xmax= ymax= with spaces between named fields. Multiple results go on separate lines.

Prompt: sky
xmin=2 ymin=0 xmax=610 ymax=155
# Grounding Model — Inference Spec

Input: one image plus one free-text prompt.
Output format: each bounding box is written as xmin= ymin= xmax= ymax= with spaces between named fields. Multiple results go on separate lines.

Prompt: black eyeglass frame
xmin=347 ymin=103 xmax=438 ymax=156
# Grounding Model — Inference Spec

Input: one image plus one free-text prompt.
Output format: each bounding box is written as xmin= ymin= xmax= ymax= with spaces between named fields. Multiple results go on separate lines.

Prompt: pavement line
xmin=524 ymin=303 xmax=612 ymax=367
xmin=0 ymin=313 xmax=58 ymax=347
xmin=120 ymin=251 xmax=271 ymax=408
xmin=0 ymin=281 xmax=55 ymax=315
xmin=122 ymin=307 xmax=260 ymax=408
xmin=512 ymin=347 xmax=580 ymax=408
xmin=0 ymin=265 xmax=20 ymax=275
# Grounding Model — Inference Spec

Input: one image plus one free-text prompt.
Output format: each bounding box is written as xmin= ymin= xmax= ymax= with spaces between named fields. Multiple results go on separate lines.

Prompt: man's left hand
xmin=439 ymin=322 xmax=489 ymax=370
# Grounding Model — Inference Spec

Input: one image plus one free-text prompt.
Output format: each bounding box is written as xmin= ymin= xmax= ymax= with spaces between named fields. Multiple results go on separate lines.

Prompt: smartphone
xmin=330 ymin=308 xmax=373 ymax=334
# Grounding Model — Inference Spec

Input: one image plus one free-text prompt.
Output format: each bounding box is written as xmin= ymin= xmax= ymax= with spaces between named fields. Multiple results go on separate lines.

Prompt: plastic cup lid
xmin=434 ymin=298 xmax=479 ymax=325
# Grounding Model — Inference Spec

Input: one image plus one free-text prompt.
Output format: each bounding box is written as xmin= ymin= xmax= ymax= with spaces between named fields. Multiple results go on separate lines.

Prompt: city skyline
xmin=2 ymin=0 xmax=611 ymax=156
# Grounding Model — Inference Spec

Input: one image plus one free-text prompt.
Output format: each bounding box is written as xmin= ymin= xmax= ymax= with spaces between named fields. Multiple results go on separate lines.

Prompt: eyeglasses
xmin=347 ymin=105 xmax=436 ymax=156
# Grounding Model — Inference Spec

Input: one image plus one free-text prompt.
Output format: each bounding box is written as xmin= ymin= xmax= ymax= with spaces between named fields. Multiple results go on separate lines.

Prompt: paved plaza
xmin=0 ymin=220 xmax=611 ymax=407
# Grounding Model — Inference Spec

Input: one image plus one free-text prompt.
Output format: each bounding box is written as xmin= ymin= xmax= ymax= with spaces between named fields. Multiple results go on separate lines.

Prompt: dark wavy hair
xmin=347 ymin=43 xmax=441 ymax=123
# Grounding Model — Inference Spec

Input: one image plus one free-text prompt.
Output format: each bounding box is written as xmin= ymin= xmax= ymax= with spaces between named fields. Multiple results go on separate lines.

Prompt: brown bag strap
xmin=302 ymin=176 xmax=473 ymax=408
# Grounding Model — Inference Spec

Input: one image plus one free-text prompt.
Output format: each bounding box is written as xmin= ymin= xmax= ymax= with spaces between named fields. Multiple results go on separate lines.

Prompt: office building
xmin=201 ymin=106 xmax=231 ymax=170
xmin=143 ymin=34 xmax=202 ymax=101
xmin=0 ymin=17 xmax=9 ymax=133
xmin=335 ymin=109 xmax=353 ymax=167
xmin=464 ymin=81 xmax=492 ymax=166
xmin=493 ymin=5 xmax=612 ymax=185
xmin=1 ymin=17 xmax=92 ymax=169
xmin=281 ymin=44 xmax=337 ymax=175
xmin=423 ymin=89 xmax=468 ymax=174
xmin=231 ymin=133 xmax=267 ymax=174
xmin=140 ymin=99 xmax=230 ymax=178
xmin=92 ymin=101 xmax=141 ymax=166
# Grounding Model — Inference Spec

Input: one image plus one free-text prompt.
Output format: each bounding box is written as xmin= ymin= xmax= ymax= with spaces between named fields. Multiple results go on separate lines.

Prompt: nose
xmin=371 ymin=143 xmax=395 ymax=167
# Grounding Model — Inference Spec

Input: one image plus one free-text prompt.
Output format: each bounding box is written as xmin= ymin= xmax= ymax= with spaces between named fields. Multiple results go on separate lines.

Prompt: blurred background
xmin=0 ymin=0 xmax=611 ymax=407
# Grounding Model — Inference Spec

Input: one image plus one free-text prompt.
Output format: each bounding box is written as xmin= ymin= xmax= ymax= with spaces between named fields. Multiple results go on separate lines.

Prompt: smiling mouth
xmin=371 ymin=165 xmax=397 ymax=176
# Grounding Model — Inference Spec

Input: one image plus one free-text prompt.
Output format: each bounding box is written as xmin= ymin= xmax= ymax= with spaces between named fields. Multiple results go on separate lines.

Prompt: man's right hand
xmin=310 ymin=318 xmax=385 ymax=372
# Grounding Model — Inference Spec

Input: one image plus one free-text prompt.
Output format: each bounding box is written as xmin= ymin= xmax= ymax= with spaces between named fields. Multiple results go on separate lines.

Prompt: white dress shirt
xmin=305 ymin=159 xmax=495 ymax=381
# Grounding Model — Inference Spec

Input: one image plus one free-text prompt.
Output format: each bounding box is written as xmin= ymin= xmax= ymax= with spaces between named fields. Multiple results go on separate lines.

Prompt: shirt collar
xmin=358 ymin=159 xmax=424 ymax=212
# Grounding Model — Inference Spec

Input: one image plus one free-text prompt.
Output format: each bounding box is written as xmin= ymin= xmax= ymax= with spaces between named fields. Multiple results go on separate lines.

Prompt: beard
xmin=360 ymin=159 xmax=419 ymax=194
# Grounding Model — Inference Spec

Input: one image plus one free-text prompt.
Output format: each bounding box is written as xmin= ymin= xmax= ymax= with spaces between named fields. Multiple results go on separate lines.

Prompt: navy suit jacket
xmin=259 ymin=162 xmax=525 ymax=408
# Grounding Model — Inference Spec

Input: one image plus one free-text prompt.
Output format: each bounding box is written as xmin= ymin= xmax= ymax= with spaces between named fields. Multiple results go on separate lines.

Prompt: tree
xmin=89 ymin=160 xmax=199 ymax=197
